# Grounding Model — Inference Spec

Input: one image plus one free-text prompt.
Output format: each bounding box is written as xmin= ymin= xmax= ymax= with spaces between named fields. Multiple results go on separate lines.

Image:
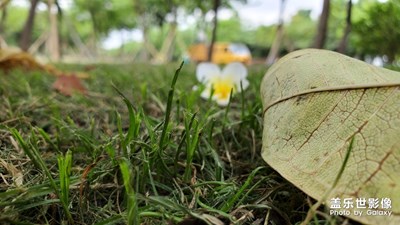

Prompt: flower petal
xmin=221 ymin=62 xmax=247 ymax=80
xmin=215 ymin=95 xmax=230 ymax=106
xmin=221 ymin=62 xmax=249 ymax=92
xmin=200 ymin=89 xmax=211 ymax=100
xmin=196 ymin=63 xmax=221 ymax=83
xmin=236 ymin=79 xmax=249 ymax=92
xmin=200 ymin=82 xmax=213 ymax=100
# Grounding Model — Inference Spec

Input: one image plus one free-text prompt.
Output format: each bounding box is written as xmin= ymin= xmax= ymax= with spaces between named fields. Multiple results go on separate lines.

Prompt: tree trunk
xmin=312 ymin=0 xmax=330 ymax=49
xmin=19 ymin=0 xmax=39 ymax=51
xmin=46 ymin=0 xmax=60 ymax=61
xmin=0 ymin=6 xmax=7 ymax=34
xmin=266 ymin=0 xmax=286 ymax=65
xmin=153 ymin=8 xmax=178 ymax=63
xmin=65 ymin=16 xmax=93 ymax=58
xmin=0 ymin=0 xmax=11 ymax=9
xmin=165 ymin=8 xmax=178 ymax=62
xmin=141 ymin=23 xmax=157 ymax=60
xmin=337 ymin=0 xmax=352 ymax=54
xmin=87 ymin=9 xmax=99 ymax=56
xmin=153 ymin=23 xmax=177 ymax=63
xmin=28 ymin=32 xmax=48 ymax=54
xmin=133 ymin=0 xmax=150 ymax=61
xmin=207 ymin=0 xmax=220 ymax=62
xmin=0 ymin=0 xmax=11 ymax=37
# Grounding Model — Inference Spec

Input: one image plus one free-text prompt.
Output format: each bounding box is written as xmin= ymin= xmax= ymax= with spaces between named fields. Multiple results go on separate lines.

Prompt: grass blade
xmin=301 ymin=136 xmax=355 ymax=225
xmin=119 ymin=158 xmax=139 ymax=225
xmin=9 ymin=128 xmax=74 ymax=224
xmin=158 ymin=61 xmax=184 ymax=151
xmin=221 ymin=166 xmax=265 ymax=212
xmin=113 ymin=85 xmax=141 ymax=156
xmin=58 ymin=149 xmax=72 ymax=207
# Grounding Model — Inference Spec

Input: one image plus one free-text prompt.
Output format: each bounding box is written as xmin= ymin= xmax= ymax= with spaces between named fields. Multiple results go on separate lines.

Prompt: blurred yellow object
xmin=187 ymin=42 xmax=252 ymax=65
xmin=0 ymin=48 xmax=89 ymax=79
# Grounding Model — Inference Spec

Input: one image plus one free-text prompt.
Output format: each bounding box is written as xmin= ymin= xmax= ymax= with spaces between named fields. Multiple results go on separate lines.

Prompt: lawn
xmin=0 ymin=62 xmax=345 ymax=225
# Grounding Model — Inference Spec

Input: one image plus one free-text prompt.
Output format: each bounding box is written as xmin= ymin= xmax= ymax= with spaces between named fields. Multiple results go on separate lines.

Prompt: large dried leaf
xmin=261 ymin=49 xmax=400 ymax=224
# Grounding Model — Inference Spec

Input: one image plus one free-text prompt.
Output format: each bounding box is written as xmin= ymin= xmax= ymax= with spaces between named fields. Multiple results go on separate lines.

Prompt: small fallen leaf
xmin=261 ymin=49 xmax=400 ymax=225
xmin=52 ymin=74 xmax=87 ymax=96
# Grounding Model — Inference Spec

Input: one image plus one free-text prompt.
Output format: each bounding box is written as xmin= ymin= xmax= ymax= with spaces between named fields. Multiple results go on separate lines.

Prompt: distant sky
xmin=224 ymin=0 xmax=323 ymax=27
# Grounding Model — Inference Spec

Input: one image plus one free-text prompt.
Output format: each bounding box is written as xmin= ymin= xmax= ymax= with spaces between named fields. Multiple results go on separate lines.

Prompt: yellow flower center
xmin=212 ymin=77 xmax=235 ymax=100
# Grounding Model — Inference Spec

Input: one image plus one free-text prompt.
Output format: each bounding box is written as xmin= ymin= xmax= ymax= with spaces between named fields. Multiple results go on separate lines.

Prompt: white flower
xmin=196 ymin=62 xmax=249 ymax=106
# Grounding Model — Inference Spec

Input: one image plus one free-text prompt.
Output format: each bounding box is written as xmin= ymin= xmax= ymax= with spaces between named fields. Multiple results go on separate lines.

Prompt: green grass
xmin=0 ymin=63 xmax=350 ymax=224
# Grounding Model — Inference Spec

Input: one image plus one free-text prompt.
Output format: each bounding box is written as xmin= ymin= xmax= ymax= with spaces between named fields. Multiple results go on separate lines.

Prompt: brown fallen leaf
xmin=52 ymin=74 xmax=87 ymax=96
xmin=0 ymin=47 xmax=89 ymax=78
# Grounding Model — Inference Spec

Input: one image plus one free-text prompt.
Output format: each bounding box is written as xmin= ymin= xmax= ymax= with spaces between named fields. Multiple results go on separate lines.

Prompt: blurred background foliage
xmin=0 ymin=0 xmax=399 ymax=66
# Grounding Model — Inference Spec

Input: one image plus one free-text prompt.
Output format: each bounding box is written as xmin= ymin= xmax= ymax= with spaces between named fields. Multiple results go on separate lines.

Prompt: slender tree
xmin=155 ymin=9 xmax=178 ymax=62
xmin=0 ymin=0 xmax=11 ymax=9
xmin=312 ymin=0 xmax=330 ymax=48
xmin=73 ymin=0 xmax=135 ymax=55
xmin=133 ymin=0 xmax=148 ymax=60
xmin=19 ymin=0 xmax=39 ymax=51
xmin=337 ymin=0 xmax=352 ymax=54
xmin=266 ymin=0 xmax=286 ymax=65
xmin=207 ymin=0 xmax=221 ymax=62
xmin=0 ymin=0 xmax=10 ymax=38
xmin=46 ymin=0 xmax=60 ymax=61
xmin=0 ymin=6 xmax=7 ymax=35
xmin=152 ymin=2 xmax=179 ymax=63
xmin=133 ymin=0 xmax=179 ymax=63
